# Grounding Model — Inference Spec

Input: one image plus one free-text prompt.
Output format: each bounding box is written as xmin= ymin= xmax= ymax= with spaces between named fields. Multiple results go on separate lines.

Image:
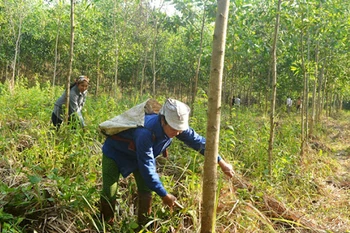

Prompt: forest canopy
xmin=1 ymin=0 xmax=349 ymax=108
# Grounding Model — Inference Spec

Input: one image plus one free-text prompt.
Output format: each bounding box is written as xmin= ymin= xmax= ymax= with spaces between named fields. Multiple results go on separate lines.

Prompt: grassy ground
xmin=0 ymin=83 xmax=349 ymax=232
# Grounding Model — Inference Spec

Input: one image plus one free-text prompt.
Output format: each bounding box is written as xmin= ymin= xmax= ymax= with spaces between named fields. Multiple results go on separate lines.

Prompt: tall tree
xmin=4 ymin=0 xmax=29 ymax=93
xmin=191 ymin=0 xmax=207 ymax=111
xmin=267 ymin=0 xmax=282 ymax=176
xmin=201 ymin=0 xmax=229 ymax=232
xmin=53 ymin=0 xmax=64 ymax=87
xmin=65 ymin=0 xmax=75 ymax=123
xmin=299 ymin=11 xmax=307 ymax=159
xmin=113 ymin=0 xmax=119 ymax=98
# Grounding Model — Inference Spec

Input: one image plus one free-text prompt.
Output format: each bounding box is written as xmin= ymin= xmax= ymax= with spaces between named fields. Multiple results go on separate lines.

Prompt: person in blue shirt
xmin=51 ymin=75 xmax=89 ymax=129
xmin=100 ymin=98 xmax=234 ymax=228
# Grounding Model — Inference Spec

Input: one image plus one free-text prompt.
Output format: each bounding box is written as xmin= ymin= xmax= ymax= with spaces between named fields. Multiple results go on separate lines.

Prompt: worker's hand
xmin=161 ymin=193 xmax=177 ymax=208
xmin=218 ymin=159 xmax=235 ymax=178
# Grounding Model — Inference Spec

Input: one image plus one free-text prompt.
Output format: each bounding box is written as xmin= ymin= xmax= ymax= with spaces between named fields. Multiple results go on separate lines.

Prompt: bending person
xmin=100 ymin=98 xmax=234 ymax=229
xmin=51 ymin=75 xmax=89 ymax=129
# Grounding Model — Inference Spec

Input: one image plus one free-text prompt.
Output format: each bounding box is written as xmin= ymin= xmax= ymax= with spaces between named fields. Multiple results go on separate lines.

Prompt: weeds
xmin=0 ymin=83 xmax=349 ymax=232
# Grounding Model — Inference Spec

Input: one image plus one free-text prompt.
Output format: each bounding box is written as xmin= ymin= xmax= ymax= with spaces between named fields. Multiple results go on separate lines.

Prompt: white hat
xmin=160 ymin=98 xmax=190 ymax=131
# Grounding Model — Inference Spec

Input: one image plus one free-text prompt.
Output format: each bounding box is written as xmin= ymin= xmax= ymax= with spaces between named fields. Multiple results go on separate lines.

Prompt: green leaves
xmin=28 ymin=175 xmax=41 ymax=184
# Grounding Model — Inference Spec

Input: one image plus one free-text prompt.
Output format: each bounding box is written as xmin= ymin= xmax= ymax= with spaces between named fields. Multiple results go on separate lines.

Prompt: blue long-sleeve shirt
xmin=102 ymin=114 xmax=221 ymax=197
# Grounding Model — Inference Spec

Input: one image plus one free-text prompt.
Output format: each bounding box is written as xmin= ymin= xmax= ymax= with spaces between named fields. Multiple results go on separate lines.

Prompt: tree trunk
xmin=10 ymin=16 xmax=23 ymax=94
xmin=151 ymin=16 xmax=158 ymax=97
xmin=53 ymin=7 xmax=61 ymax=88
xmin=191 ymin=5 xmax=206 ymax=114
xmin=95 ymin=57 xmax=100 ymax=97
xmin=65 ymin=0 xmax=75 ymax=123
xmin=305 ymin=31 xmax=310 ymax=144
xmin=113 ymin=0 xmax=119 ymax=98
xmin=140 ymin=51 xmax=148 ymax=97
xmin=309 ymin=44 xmax=318 ymax=138
xmin=316 ymin=64 xmax=325 ymax=122
xmin=322 ymin=69 xmax=328 ymax=117
xmin=267 ymin=0 xmax=281 ymax=176
xmin=299 ymin=16 xmax=307 ymax=160
xmin=201 ymin=0 xmax=229 ymax=232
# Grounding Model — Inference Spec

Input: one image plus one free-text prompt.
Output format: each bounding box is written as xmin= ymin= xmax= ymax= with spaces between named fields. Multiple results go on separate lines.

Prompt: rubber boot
xmin=137 ymin=192 xmax=153 ymax=230
xmin=100 ymin=197 xmax=116 ymax=225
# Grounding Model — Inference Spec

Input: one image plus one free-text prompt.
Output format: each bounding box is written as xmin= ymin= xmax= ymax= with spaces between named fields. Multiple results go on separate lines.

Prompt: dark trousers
xmin=51 ymin=112 xmax=79 ymax=130
xmin=51 ymin=112 xmax=63 ymax=129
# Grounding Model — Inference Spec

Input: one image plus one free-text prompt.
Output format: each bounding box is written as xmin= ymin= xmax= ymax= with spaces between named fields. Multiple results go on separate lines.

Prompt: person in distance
xmin=51 ymin=75 xmax=89 ymax=129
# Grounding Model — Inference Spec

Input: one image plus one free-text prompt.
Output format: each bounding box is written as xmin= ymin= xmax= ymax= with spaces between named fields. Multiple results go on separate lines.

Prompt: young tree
xmin=65 ymin=0 xmax=75 ymax=123
xmin=4 ymin=0 xmax=30 ymax=93
xmin=52 ymin=0 xmax=65 ymax=88
xmin=191 ymin=0 xmax=208 ymax=112
xmin=267 ymin=0 xmax=282 ymax=175
xmin=201 ymin=0 xmax=229 ymax=232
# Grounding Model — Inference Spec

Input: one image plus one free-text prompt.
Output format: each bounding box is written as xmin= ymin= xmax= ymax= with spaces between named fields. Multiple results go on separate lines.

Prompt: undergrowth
xmin=0 ymin=81 xmax=349 ymax=232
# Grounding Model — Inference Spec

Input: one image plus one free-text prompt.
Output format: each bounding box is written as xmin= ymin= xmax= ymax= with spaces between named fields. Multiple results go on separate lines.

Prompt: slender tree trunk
xmin=191 ymin=5 xmax=206 ymax=113
xmin=201 ymin=0 xmax=229 ymax=232
xmin=229 ymin=66 xmax=235 ymax=109
xmin=265 ymin=58 xmax=273 ymax=117
xmin=322 ymin=69 xmax=328 ymax=117
xmin=141 ymin=51 xmax=148 ymax=97
xmin=151 ymin=15 xmax=159 ymax=97
xmin=95 ymin=57 xmax=100 ymax=97
xmin=328 ymin=84 xmax=334 ymax=116
xmin=247 ymin=68 xmax=254 ymax=106
xmin=5 ymin=61 xmax=8 ymax=82
xmin=114 ymin=48 xmax=119 ymax=97
xmin=267 ymin=0 xmax=281 ymax=176
xmin=309 ymin=44 xmax=318 ymax=138
xmin=10 ymin=17 xmax=23 ymax=94
xmin=113 ymin=0 xmax=119 ymax=98
xmin=305 ymin=30 xmax=310 ymax=144
xmin=299 ymin=16 xmax=307 ymax=160
xmin=316 ymin=64 xmax=324 ymax=121
xmin=65 ymin=0 xmax=75 ymax=123
xmin=53 ymin=16 xmax=61 ymax=87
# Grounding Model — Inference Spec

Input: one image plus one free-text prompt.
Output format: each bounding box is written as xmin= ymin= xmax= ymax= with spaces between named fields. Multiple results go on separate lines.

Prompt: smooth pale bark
xmin=316 ymin=63 xmax=325 ymax=122
xmin=300 ymin=19 xmax=308 ymax=160
xmin=10 ymin=18 xmax=22 ymax=94
xmin=309 ymin=44 xmax=319 ymax=138
xmin=95 ymin=57 xmax=100 ymax=96
xmin=65 ymin=0 xmax=75 ymax=123
xmin=141 ymin=51 xmax=148 ymax=97
xmin=267 ymin=0 xmax=281 ymax=176
xmin=7 ymin=0 xmax=26 ymax=94
xmin=113 ymin=0 xmax=119 ymax=98
xmin=200 ymin=0 xmax=229 ymax=232
xmin=53 ymin=16 xmax=60 ymax=88
xmin=191 ymin=5 xmax=206 ymax=113
xmin=151 ymin=17 xmax=162 ymax=97
xmin=53 ymin=0 xmax=63 ymax=88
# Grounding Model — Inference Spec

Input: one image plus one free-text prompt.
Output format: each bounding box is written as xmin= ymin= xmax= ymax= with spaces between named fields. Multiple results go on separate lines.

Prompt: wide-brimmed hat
xmin=160 ymin=98 xmax=190 ymax=131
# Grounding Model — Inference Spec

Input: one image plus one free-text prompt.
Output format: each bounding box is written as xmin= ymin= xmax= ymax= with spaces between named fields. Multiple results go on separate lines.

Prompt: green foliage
xmin=0 ymin=83 xmax=349 ymax=232
xmin=1 ymin=0 xmax=350 ymax=107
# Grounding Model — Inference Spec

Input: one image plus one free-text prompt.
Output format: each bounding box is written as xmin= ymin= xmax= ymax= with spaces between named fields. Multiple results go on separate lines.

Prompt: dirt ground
xmin=315 ymin=117 xmax=350 ymax=232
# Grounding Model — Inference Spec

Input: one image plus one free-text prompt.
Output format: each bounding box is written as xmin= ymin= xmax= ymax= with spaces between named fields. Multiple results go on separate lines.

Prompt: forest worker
xmin=100 ymin=98 xmax=235 ymax=229
xmin=51 ymin=75 xmax=89 ymax=129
